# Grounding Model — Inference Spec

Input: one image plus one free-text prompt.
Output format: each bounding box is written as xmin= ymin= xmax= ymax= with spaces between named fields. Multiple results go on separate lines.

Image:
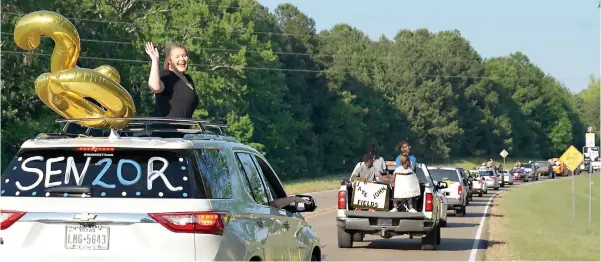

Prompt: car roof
xmin=428 ymin=166 xmax=459 ymax=170
xmin=18 ymin=117 xmax=249 ymax=151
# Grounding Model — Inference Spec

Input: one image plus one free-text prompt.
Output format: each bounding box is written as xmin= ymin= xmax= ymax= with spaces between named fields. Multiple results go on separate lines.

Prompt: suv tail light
xmin=1 ymin=210 xmax=26 ymax=230
xmin=458 ymin=185 xmax=462 ymax=196
xmin=338 ymin=191 xmax=347 ymax=209
xmin=148 ymin=211 xmax=228 ymax=235
xmin=425 ymin=193 xmax=433 ymax=212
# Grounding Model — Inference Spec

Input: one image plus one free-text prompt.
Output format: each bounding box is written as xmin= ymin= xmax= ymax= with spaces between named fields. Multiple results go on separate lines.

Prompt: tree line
xmin=2 ymin=0 xmax=599 ymax=179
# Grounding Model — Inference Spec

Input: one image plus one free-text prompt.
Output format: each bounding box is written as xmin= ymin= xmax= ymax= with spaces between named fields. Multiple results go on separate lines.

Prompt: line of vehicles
xmin=1 ymin=117 xmax=592 ymax=260
xmin=334 ymin=160 xmax=543 ymax=251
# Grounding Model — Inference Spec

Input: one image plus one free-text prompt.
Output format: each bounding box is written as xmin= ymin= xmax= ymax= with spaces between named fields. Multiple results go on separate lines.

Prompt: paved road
xmin=303 ymin=175 xmax=562 ymax=261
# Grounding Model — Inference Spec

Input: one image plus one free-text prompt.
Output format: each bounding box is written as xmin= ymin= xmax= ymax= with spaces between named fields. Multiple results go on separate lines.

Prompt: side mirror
xmin=294 ymin=194 xmax=317 ymax=213
xmin=340 ymin=179 xmax=351 ymax=186
xmin=437 ymin=181 xmax=448 ymax=190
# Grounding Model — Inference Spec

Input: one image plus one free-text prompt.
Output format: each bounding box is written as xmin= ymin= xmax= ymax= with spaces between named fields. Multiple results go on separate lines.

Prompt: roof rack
xmin=53 ymin=117 xmax=229 ymax=138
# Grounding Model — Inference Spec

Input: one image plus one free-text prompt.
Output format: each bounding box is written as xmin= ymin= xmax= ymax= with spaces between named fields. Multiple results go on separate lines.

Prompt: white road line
xmin=468 ymin=189 xmax=502 ymax=262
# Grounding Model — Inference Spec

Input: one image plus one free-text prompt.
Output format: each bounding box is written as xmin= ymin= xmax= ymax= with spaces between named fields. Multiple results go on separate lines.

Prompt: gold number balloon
xmin=14 ymin=10 xmax=136 ymax=129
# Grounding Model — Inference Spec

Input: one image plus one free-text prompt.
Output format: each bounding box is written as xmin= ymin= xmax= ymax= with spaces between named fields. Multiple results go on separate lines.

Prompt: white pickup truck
xmin=336 ymin=163 xmax=446 ymax=250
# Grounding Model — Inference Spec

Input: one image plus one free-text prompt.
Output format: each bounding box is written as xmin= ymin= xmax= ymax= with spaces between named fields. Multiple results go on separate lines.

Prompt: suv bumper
xmin=336 ymin=217 xmax=435 ymax=233
xmin=336 ymin=211 xmax=435 ymax=233
xmin=446 ymin=198 xmax=463 ymax=209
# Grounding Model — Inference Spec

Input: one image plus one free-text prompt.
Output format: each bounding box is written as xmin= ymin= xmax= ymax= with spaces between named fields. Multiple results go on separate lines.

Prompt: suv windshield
xmin=1 ymin=148 xmax=206 ymax=199
xmin=428 ymin=169 xmax=460 ymax=181
xmin=522 ymin=164 xmax=533 ymax=169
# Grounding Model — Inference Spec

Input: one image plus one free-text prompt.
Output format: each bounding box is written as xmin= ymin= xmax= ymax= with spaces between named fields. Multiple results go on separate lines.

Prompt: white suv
xmin=0 ymin=118 xmax=321 ymax=261
xmin=427 ymin=167 xmax=468 ymax=216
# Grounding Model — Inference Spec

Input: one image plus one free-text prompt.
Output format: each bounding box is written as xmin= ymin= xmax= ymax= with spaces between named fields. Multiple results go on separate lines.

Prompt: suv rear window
xmin=1 ymin=148 xmax=205 ymax=199
xmin=478 ymin=170 xmax=494 ymax=177
xmin=428 ymin=169 xmax=460 ymax=181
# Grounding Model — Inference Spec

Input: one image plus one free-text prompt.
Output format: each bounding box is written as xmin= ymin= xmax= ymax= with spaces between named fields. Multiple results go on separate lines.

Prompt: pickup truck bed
xmin=338 ymin=210 xmax=435 ymax=233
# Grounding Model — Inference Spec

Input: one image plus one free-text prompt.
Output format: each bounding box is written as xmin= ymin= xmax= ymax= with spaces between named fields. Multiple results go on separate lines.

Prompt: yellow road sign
xmin=559 ymin=145 xmax=584 ymax=172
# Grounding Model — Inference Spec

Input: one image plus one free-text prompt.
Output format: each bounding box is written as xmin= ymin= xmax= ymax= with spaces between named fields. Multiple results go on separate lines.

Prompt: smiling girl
xmin=145 ymin=42 xmax=199 ymax=118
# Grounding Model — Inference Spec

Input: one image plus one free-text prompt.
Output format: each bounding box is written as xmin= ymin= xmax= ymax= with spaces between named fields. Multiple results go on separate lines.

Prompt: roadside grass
xmin=283 ymin=173 xmax=348 ymax=195
xmin=282 ymin=157 xmax=533 ymax=195
xmin=486 ymin=174 xmax=600 ymax=261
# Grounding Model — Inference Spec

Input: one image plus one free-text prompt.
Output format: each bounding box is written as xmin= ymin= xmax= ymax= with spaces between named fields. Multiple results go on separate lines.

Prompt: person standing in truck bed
xmin=350 ymin=154 xmax=378 ymax=182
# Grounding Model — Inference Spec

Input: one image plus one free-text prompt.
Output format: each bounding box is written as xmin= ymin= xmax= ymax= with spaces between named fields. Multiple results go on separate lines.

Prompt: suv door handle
xmin=256 ymin=220 xmax=264 ymax=227
xmin=283 ymin=221 xmax=290 ymax=229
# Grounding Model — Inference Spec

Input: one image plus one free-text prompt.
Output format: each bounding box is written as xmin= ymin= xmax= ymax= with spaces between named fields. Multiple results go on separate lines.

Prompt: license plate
xmin=65 ymin=225 xmax=110 ymax=250
xmin=377 ymin=218 xmax=392 ymax=226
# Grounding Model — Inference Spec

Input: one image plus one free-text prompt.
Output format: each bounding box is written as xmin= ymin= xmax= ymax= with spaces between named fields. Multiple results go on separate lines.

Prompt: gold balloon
xmin=14 ymin=10 xmax=136 ymax=129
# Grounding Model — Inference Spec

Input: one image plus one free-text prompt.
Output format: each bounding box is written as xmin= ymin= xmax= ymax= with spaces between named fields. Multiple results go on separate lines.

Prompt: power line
xmin=2 ymin=50 xmax=587 ymax=81
xmin=2 ymin=11 xmax=317 ymax=38
xmin=0 ymin=32 xmax=589 ymax=65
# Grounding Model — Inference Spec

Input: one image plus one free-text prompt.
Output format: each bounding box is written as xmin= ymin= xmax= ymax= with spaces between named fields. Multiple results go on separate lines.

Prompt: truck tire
xmin=338 ymin=228 xmax=353 ymax=248
xmin=436 ymin=225 xmax=441 ymax=245
xmin=478 ymin=191 xmax=483 ymax=197
xmin=440 ymin=219 xmax=447 ymax=227
xmin=455 ymin=205 xmax=466 ymax=217
xmin=421 ymin=224 xmax=438 ymax=250
xmin=352 ymin=233 xmax=364 ymax=242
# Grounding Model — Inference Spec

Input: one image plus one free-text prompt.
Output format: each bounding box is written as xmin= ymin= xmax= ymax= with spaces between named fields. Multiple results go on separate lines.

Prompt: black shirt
xmin=153 ymin=69 xmax=199 ymax=118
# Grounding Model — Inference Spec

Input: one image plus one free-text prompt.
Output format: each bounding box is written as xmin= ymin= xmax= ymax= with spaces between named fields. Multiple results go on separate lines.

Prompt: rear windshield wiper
xmin=45 ymin=186 xmax=92 ymax=196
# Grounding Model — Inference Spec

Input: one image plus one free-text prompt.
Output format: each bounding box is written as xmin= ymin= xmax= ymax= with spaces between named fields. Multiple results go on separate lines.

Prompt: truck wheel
xmin=440 ymin=220 xmax=447 ymax=227
xmin=455 ymin=206 xmax=466 ymax=217
xmin=352 ymin=233 xmax=364 ymax=242
xmin=421 ymin=224 xmax=438 ymax=250
xmin=337 ymin=228 xmax=353 ymax=248
xmin=478 ymin=191 xmax=483 ymax=197
xmin=436 ymin=224 xmax=441 ymax=245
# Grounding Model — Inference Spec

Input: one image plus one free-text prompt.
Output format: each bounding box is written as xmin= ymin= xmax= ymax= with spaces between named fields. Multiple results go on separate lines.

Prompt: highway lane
xmin=303 ymin=176 xmax=559 ymax=261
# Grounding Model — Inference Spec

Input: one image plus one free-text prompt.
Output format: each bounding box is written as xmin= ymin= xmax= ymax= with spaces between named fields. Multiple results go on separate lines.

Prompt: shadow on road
xmin=444 ymin=222 xmax=479 ymax=228
xmin=361 ymin=238 xmax=505 ymax=251
xmin=469 ymin=202 xmax=493 ymax=207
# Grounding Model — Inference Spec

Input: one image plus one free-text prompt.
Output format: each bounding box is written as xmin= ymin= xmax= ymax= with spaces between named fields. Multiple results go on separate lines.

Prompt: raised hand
xmin=145 ymin=42 xmax=160 ymax=61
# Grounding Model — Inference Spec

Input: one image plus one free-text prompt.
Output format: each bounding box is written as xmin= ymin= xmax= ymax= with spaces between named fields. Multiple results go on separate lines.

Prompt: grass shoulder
xmin=486 ymin=174 xmax=600 ymax=261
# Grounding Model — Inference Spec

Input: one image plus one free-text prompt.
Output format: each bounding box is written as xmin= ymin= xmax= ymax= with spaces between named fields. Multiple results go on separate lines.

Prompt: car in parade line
xmin=534 ymin=160 xmax=552 ymax=177
xmin=468 ymin=170 xmax=487 ymax=197
xmin=427 ymin=167 xmax=468 ymax=216
xmin=0 ymin=117 xmax=322 ymax=261
xmin=512 ymin=167 xmax=527 ymax=181
xmin=498 ymin=169 xmax=514 ymax=185
xmin=521 ymin=162 xmax=538 ymax=181
xmin=477 ymin=166 xmax=500 ymax=190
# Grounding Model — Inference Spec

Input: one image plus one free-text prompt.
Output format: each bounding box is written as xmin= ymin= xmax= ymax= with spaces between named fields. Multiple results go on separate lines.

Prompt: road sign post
xmin=559 ymin=145 xmax=585 ymax=219
xmin=499 ymin=149 xmax=508 ymax=165
xmin=583 ymin=145 xmax=598 ymax=228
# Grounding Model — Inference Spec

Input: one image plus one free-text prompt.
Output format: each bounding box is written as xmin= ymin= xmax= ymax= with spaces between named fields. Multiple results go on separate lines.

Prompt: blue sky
xmin=258 ymin=0 xmax=599 ymax=93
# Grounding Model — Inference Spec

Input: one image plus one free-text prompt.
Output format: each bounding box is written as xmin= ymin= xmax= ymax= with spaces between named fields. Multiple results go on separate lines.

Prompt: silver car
xmin=499 ymin=170 xmax=514 ymax=185
xmin=477 ymin=167 xmax=500 ymax=190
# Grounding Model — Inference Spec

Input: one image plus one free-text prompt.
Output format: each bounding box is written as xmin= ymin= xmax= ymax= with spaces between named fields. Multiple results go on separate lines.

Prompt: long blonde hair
xmin=163 ymin=42 xmax=188 ymax=70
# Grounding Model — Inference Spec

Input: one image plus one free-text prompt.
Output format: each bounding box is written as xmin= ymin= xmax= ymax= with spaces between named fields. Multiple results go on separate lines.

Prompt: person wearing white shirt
xmin=390 ymin=154 xmax=418 ymax=212
xmin=369 ymin=144 xmax=391 ymax=183
xmin=350 ymin=154 xmax=378 ymax=182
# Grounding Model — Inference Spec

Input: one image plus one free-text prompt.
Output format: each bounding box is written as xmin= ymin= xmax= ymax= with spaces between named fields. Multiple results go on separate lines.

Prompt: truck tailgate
xmin=345 ymin=210 xmax=426 ymax=219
